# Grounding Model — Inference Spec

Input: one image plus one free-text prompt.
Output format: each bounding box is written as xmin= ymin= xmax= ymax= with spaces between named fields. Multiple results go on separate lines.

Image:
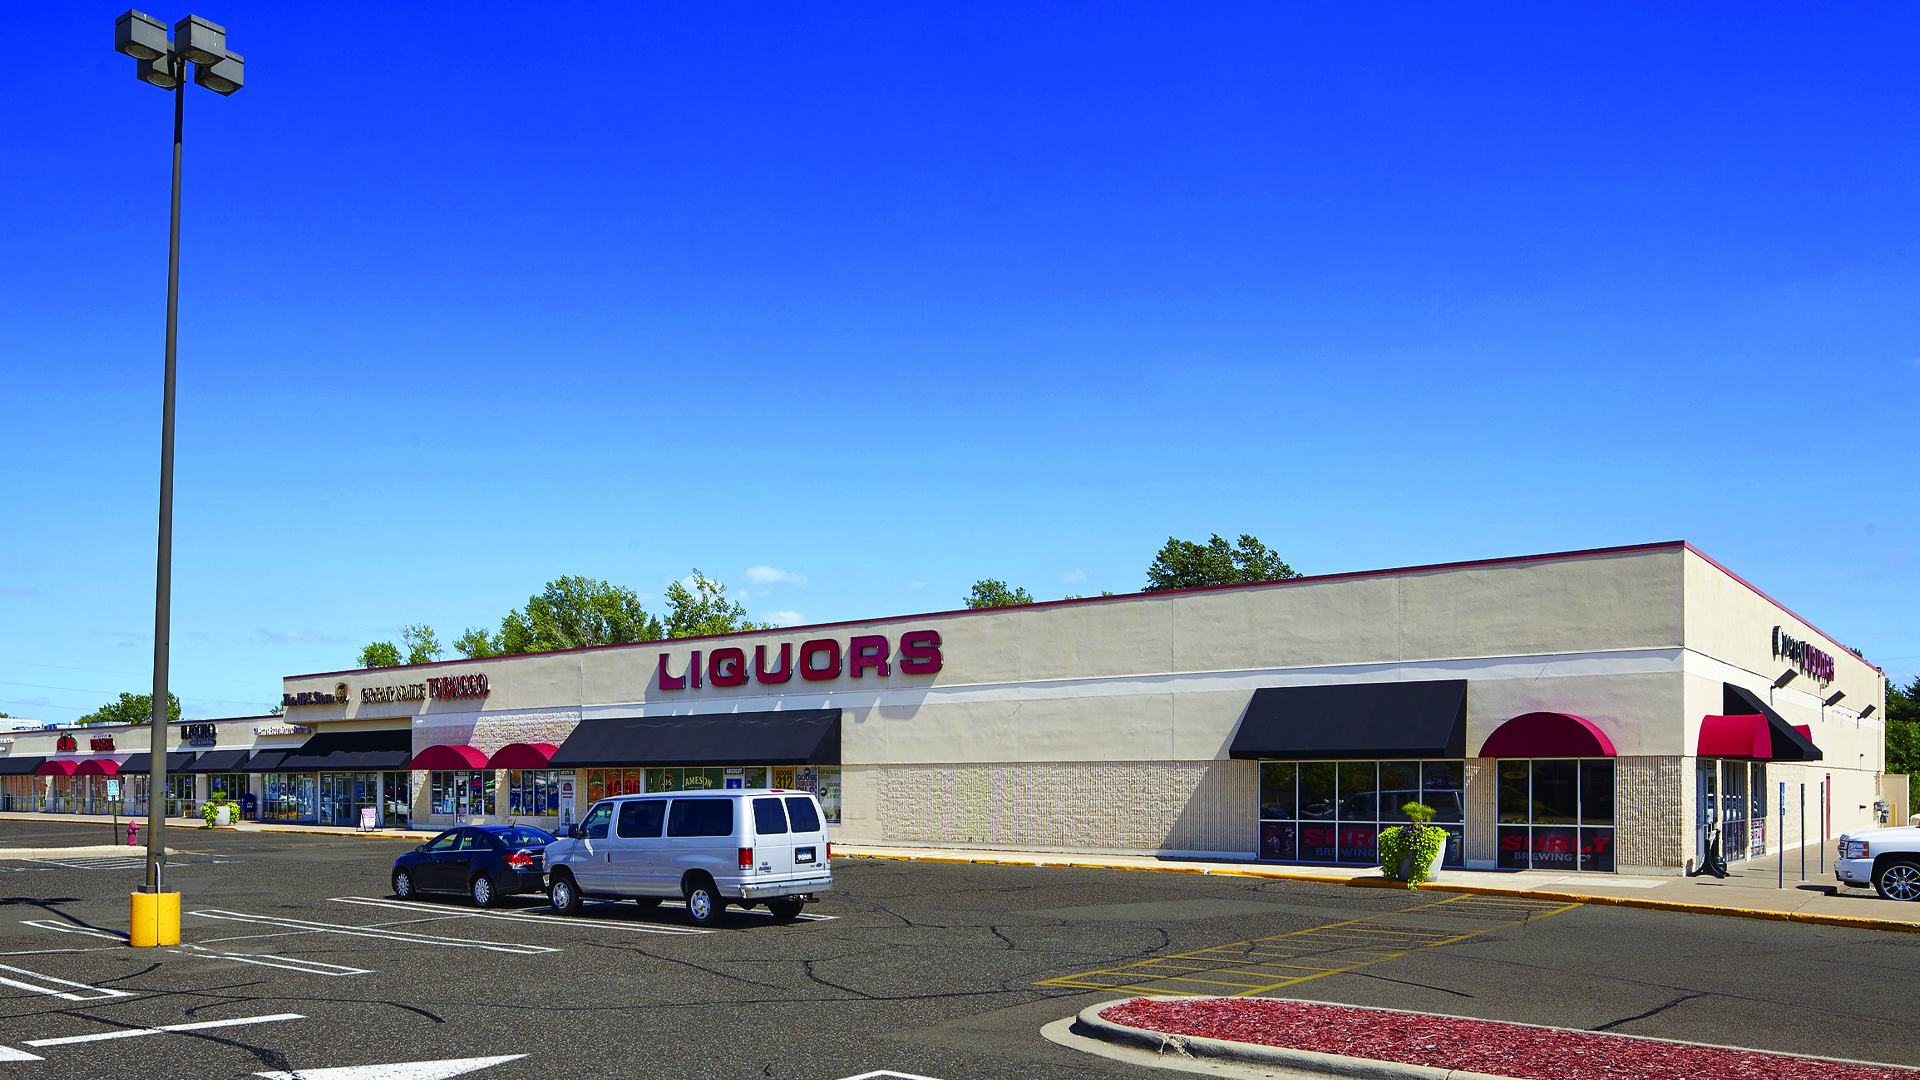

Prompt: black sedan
xmin=391 ymin=825 xmax=556 ymax=907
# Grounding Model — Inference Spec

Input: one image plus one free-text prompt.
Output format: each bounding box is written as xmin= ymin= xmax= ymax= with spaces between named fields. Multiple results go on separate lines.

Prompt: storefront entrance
xmin=318 ymin=772 xmax=381 ymax=826
xmin=1696 ymin=759 xmax=1768 ymax=866
xmin=1496 ymin=759 xmax=1616 ymax=871
xmin=262 ymin=772 xmax=315 ymax=822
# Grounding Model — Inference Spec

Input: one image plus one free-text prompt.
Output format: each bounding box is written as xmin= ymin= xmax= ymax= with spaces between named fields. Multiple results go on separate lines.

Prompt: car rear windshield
xmin=752 ymin=797 xmax=788 ymax=835
xmin=512 ymin=827 xmax=557 ymax=846
xmin=784 ymin=796 xmax=821 ymax=833
xmin=667 ymin=798 xmax=734 ymax=838
xmin=618 ymin=800 xmax=665 ymax=839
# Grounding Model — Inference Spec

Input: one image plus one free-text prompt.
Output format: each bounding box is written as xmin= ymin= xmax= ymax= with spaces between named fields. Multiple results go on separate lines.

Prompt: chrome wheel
xmin=392 ymin=870 xmax=413 ymax=899
xmin=549 ymin=874 xmax=581 ymax=916
xmin=1877 ymin=861 xmax=1920 ymax=901
xmin=471 ymin=873 xmax=496 ymax=908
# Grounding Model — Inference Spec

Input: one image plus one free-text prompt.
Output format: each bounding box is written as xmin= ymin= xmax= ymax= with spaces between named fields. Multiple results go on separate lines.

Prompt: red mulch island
xmin=1101 ymin=997 xmax=1916 ymax=1080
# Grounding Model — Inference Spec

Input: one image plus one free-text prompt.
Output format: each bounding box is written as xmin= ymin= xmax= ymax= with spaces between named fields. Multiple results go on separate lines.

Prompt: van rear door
xmin=750 ymin=796 xmax=794 ymax=880
xmin=783 ymin=795 xmax=827 ymax=879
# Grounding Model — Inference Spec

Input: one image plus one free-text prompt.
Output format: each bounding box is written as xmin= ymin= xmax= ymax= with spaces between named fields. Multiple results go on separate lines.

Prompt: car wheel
xmin=768 ymin=900 xmax=804 ymax=921
xmin=683 ymin=878 xmax=727 ymax=927
xmin=1874 ymin=858 xmax=1920 ymax=901
xmin=549 ymin=872 xmax=582 ymax=916
xmin=392 ymin=869 xmax=415 ymax=900
xmin=470 ymin=872 xmax=498 ymax=908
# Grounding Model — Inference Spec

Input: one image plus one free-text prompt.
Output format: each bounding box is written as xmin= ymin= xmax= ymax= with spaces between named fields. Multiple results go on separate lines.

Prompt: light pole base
xmin=129 ymin=890 xmax=179 ymax=947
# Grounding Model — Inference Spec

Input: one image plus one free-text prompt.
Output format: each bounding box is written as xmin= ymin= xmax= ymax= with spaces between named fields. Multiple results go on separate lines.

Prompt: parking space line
xmin=0 ymin=962 xmax=135 ymax=1002
xmin=328 ymin=897 xmax=714 ymax=936
xmin=25 ymin=1012 xmax=304 ymax=1046
xmin=20 ymin=920 xmax=128 ymax=942
xmin=188 ymin=910 xmax=560 ymax=955
xmin=835 ymin=1072 xmax=947 ymax=1080
xmin=172 ymin=945 xmax=375 ymax=976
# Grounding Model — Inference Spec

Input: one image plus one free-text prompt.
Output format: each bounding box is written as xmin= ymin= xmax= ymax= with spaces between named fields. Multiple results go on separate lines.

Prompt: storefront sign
xmin=253 ymin=724 xmax=311 ymax=737
xmin=90 ymin=736 xmax=115 ymax=752
xmin=427 ymin=673 xmax=489 ymax=699
xmin=1772 ymin=626 xmax=1835 ymax=686
xmin=656 ymin=630 xmax=944 ymax=691
xmin=182 ymin=723 xmax=218 ymax=746
xmin=56 ymin=734 xmax=76 ymax=753
xmin=362 ymin=683 xmax=427 ymax=704
xmin=282 ymin=682 xmax=349 ymax=708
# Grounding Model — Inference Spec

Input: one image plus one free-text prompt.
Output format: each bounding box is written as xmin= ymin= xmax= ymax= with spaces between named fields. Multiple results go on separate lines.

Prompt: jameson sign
xmin=1772 ymin=626 xmax=1835 ymax=686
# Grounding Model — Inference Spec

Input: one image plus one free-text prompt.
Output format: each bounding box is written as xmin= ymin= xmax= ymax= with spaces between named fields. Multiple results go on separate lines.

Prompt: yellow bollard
xmin=129 ymin=891 xmax=180 ymax=947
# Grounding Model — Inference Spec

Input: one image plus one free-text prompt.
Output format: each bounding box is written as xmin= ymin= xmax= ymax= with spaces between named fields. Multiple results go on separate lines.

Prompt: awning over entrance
xmin=242 ymin=750 xmax=289 ymax=773
xmin=276 ymin=729 xmax=413 ymax=771
xmin=74 ymin=759 xmax=120 ymax=776
xmin=411 ymin=744 xmax=488 ymax=770
xmin=550 ymin=711 xmax=841 ymax=769
xmin=35 ymin=760 xmax=80 ymax=776
xmin=486 ymin=743 xmax=557 ymax=770
xmin=0 ymin=757 xmax=44 ymax=776
xmin=185 ymin=749 xmax=251 ymax=773
xmin=1478 ymin=712 xmax=1616 ymax=758
xmin=1228 ymin=680 xmax=1468 ymax=760
xmin=1723 ymin=683 xmax=1822 ymax=761
xmin=1698 ymin=715 xmax=1772 ymax=759
xmin=120 ymin=752 xmax=195 ymax=773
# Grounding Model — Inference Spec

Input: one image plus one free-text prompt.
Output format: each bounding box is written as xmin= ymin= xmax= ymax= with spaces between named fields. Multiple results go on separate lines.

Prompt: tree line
xmin=964 ymin=532 xmax=1299 ymax=609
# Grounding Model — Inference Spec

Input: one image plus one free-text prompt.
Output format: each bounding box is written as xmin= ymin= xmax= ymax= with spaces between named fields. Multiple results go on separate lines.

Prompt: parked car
xmin=544 ymin=789 xmax=832 ymax=926
xmin=392 ymin=825 xmax=557 ymax=908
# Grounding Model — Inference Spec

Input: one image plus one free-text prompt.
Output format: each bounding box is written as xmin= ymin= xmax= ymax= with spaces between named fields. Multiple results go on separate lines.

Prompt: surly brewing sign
xmin=1772 ymin=626 xmax=1835 ymax=687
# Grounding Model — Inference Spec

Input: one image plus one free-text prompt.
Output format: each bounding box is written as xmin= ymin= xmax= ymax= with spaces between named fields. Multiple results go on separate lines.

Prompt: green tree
xmin=1888 ymin=676 xmax=1920 ymax=814
xmin=966 ymin=579 xmax=1034 ymax=609
xmin=77 ymin=691 xmax=181 ymax=726
xmin=358 ymin=641 xmax=403 ymax=668
xmin=453 ymin=627 xmax=499 ymax=659
xmin=1145 ymin=533 xmax=1299 ymax=590
xmin=463 ymin=575 xmax=668 ymax=656
xmin=401 ymin=624 xmax=443 ymax=666
xmin=664 ymin=570 xmax=772 ymax=638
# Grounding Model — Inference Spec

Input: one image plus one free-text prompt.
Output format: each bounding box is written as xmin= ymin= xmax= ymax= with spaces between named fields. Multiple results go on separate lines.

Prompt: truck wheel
xmin=549 ymin=872 xmax=583 ymax=915
xmin=768 ymin=900 xmax=804 ymax=921
xmin=1874 ymin=858 xmax=1920 ymax=901
xmin=684 ymin=877 xmax=728 ymax=927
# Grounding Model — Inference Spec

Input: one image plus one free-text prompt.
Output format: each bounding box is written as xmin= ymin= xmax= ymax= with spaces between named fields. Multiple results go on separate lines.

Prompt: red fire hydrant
xmin=127 ymin=821 xmax=138 ymax=847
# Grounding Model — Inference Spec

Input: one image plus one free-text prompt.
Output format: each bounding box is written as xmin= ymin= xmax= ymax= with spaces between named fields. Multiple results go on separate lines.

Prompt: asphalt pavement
xmin=0 ymin=818 xmax=1912 ymax=1080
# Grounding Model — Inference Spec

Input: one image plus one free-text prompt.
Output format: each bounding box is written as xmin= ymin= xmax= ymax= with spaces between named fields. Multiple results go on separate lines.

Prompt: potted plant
xmin=1378 ymin=801 xmax=1446 ymax=889
xmin=200 ymin=795 xmax=234 ymax=828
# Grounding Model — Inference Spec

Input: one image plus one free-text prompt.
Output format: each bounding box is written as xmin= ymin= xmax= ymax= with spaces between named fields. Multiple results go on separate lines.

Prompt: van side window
xmin=667 ymin=799 xmax=734 ymax=838
xmin=581 ymin=803 xmax=613 ymax=840
xmin=618 ymin=799 xmax=665 ymax=839
xmin=752 ymin=798 xmax=788 ymax=835
xmin=784 ymin=797 xmax=821 ymax=832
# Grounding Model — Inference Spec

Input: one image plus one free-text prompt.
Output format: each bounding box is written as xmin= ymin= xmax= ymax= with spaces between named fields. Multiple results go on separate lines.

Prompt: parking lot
xmin=0 ymin=819 xmax=1914 ymax=1079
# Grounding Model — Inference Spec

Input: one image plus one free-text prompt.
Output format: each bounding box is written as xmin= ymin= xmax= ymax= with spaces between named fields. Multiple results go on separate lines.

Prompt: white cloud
xmin=746 ymin=565 xmax=809 ymax=586
xmin=764 ymin=611 xmax=805 ymax=627
xmin=1062 ymin=569 xmax=1087 ymax=584
xmin=908 ymin=581 xmax=927 ymax=589
xmin=256 ymin=628 xmax=352 ymax=646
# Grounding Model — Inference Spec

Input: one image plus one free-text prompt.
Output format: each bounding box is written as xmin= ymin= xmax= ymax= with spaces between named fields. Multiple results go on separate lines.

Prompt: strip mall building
xmin=2 ymin=543 xmax=1893 ymax=875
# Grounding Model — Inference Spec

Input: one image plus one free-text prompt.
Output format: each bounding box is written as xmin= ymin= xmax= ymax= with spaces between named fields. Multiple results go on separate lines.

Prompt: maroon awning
xmin=73 ymin=759 xmax=119 ymax=776
xmin=485 ymin=743 xmax=557 ymax=770
xmin=1478 ymin=712 xmax=1617 ymax=758
xmin=411 ymin=744 xmax=489 ymax=770
xmin=35 ymin=760 xmax=80 ymax=776
xmin=1698 ymin=714 xmax=1772 ymax=759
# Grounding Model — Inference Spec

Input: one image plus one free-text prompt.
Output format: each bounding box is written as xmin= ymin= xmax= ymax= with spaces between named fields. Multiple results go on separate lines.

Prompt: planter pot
xmin=215 ymin=805 xmax=231 ymax=826
xmin=1383 ymin=827 xmax=1447 ymax=885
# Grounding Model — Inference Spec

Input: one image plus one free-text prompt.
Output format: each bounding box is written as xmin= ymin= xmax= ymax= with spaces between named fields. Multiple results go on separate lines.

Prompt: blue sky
xmin=3 ymin=3 xmax=1917 ymax=721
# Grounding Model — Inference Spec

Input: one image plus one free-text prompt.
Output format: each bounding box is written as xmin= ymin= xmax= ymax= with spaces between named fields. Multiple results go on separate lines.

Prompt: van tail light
xmin=739 ymin=847 xmax=753 ymax=870
xmin=825 ymin=843 xmax=831 ymax=861
xmin=507 ymin=850 xmax=534 ymax=869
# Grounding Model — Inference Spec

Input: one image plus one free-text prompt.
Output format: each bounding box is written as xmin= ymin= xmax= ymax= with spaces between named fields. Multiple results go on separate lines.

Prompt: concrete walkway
xmin=0 ymin=810 xmax=438 ymax=843
xmin=835 ymin=840 xmax=1920 ymax=932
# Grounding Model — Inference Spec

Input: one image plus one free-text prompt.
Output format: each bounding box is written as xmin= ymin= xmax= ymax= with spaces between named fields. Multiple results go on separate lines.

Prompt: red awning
xmin=35 ymin=760 xmax=80 ymax=776
xmin=1698 ymin=714 xmax=1773 ymax=759
xmin=485 ymin=743 xmax=558 ymax=770
xmin=1478 ymin=712 xmax=1617 ymax=758
xmin=1794 ymin=724 xmax=1813 ymax=742
xmin=74 ymin=759 xmax=119 ymax=776
xmin=411 ymin=744 xmax=489 ymax=770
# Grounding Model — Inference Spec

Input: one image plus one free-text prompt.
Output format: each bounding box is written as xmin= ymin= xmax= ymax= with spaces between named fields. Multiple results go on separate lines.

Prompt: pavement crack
xmin=1590 ymin=991 xmax=1711 ymax=1032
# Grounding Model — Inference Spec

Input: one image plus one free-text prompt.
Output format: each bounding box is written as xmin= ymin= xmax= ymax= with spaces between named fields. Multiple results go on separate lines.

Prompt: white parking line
xmin=253 ymin=1053 xmax=525 ymax=1079
xmin=171 ymin=944 xmax=375 ymax=977
xmin=0 ymin=962 xmax=134 ymax=1002
xmin=188 ymin=910 xmax=560 ymax=955
xmin=328 ymin=897 xmax=713 ymax=935
xmin=20 ymin=920 xmax=128 ymax=941
xmin=834 ymin=1072 xmax=948 ymax=1080
xmin=25 ymin=1012 xmax=304 ymax=1046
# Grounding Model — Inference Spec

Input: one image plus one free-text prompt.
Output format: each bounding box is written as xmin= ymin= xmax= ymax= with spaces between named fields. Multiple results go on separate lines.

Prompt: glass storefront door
xmin=318 ymin=772 xmax=380 ymax=826
xmin=1720 ymin=760 xmax=1749 ymax=861
xmin=382 ymin=772 xmax=411 ymax=827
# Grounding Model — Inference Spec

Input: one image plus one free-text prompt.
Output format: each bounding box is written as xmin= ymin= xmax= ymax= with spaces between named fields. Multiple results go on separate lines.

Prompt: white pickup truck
xmin=1835 ymin=826 xmax=1920 ymax=901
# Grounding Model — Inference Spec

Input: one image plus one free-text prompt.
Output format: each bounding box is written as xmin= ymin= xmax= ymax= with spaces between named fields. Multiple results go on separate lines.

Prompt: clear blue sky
xmin=3 ymin=3 xmax=1916 ymax=721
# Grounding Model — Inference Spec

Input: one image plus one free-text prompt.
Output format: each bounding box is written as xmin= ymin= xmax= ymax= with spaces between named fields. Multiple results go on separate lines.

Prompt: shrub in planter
xmin=1378 ymin=801 xmax=1446 ymax=889
xmin=200 ymin=796 xmax=233 ymax=828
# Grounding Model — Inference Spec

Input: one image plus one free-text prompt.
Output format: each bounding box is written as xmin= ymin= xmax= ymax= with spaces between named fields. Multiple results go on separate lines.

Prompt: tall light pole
xmin=113 ymin=10 xmax=243 ymax=944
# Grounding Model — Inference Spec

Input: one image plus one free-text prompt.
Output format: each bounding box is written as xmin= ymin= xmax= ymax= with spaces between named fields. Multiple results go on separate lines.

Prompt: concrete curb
xmin=0 ymin=845 xmax=179 ymax=859
xmin=837 ymin=850 xmax=1920 ymax=933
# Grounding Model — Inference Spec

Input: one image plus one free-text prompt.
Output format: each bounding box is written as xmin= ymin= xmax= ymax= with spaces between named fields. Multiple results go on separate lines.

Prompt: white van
xmin=543 ymin=788 xmax=832 ymax=926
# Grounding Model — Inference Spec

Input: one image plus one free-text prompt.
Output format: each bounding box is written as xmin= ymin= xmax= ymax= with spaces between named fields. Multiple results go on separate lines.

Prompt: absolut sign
xmin=1773 ymin=626 xmax=1835 ymax=686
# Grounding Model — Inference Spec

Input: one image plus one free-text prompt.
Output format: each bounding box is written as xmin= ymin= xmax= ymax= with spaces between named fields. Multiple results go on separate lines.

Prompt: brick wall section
xmin=876 ymin=760 xmax=1258 ymax=854
xmin=1616 ymin=756 xmax=1685 ymax=869
xmin=1464 ymin=759 xmax=1497 ymax=863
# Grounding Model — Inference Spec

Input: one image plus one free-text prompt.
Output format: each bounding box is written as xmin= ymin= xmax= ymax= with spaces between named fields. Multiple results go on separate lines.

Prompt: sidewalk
xmin=0 ymin=810 xmax=437 ymax=843
xmin=836 ymin=839 xmax=1920 ymax=932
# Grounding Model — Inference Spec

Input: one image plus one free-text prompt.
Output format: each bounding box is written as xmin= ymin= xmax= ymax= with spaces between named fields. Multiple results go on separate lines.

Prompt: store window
xmin=429 ymin=771 xmax=495 ymax=819
xmin=1259 ymin=760 xmax=1464 ymax=867
xmin=129 ymin=774 xmax=195 ymax=817
xmin=1497 ymin=759 xmax=1615 ymax=871
xmin=318 ymin=772 xmax=381 ymax=826
xmin=505 ymin=770 xmax=562 ymax=818
xmin=578 ymin=766 xmax=841 ymax=825
xmin=1 ymin=776 xmax=42 ymax=812
xmin=262 ymin=773 xmax=315 ymax=822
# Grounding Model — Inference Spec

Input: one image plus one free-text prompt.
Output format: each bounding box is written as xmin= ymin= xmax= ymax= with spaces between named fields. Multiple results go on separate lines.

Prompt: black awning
xmin=1229 ymin=680 xmax=1468 ymax=760
xmin=185 ymin=749 xmax=251 ymax=773
xmin=550 ymin=710 xmax=841 ymax=769
xmin=276 ymin=729 xmax=413 ymax=771
xmin=243 ymin=750 xmax=289 ymax=773
xmin=119 ymin=752 xmax=196 ymax=773
xmin=1725 ymin=684 xmax=1822 ymax=762
xmin=0 ymin=756 xmax=44 ymax=776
